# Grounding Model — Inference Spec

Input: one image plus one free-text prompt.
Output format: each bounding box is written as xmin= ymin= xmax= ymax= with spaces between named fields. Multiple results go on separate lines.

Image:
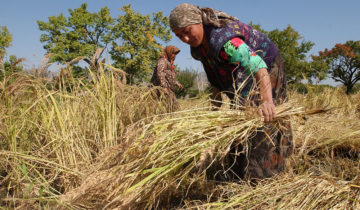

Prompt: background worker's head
xmin=163 ymin=45 xmax=180 ymax=63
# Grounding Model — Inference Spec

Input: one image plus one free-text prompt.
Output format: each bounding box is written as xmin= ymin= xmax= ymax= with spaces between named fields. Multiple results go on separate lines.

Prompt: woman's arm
xmin=175 ymin=80 xmax=183 ymax=90
xmin=220 ymin=37 xmax=275 ymax=122
xmin=210 ymin=86 xmax=222 ymax=110
xmin=255 ymin=68 xmax=275 ymax=122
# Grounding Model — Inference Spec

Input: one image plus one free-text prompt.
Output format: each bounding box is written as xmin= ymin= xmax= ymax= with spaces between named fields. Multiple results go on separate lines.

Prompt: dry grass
xmin=0 ymin=64 xmax=359 ymax=209
xmin=0 ymin=64 xmax=170 ymax=208
xmin=184 ymin=173 xmax=360 ymax=209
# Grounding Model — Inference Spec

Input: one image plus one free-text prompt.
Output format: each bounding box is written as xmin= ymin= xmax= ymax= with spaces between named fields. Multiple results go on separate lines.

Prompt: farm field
xmin=1 ymin=69 xmax=359 ymax=209
xmin=1 ymin=1 xmax=360 ymax=209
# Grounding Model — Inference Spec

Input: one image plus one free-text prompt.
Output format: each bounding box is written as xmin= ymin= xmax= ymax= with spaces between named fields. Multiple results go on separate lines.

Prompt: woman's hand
xmin=177 ymin=83 xmax=183 ymax=90
xmin=258 ymin=100 xmax=276 ymax=122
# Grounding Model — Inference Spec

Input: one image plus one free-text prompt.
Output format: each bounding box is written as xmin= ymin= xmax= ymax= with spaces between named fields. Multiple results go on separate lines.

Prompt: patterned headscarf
xmin=169 ymin=3 xmax=238 ymax=31
xmin=162 ymin=45 xmax=180 ymax=62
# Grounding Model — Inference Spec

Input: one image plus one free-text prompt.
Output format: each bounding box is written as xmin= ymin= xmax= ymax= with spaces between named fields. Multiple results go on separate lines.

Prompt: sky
xmin=1 ymin=0 xmax=360 ymax=85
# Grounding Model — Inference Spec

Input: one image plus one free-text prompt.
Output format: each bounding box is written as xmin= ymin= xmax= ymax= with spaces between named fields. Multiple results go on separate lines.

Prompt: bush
xmin=0 ymin=55 xmax=24 ymax=80
xmin=288 ymin=83 xmax=336 ymax=94
xmin=175 ymin=68 xmax=198 ymax=98
xmin=353 ymin=83 xmax=360 ymax=93
xmin=287 ymin=82 xmax=309 ymax=94
xmin=338 ymin=83 xmax=360 ymax=94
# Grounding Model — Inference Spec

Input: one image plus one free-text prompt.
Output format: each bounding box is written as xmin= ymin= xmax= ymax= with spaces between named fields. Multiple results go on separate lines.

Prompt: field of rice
xmin=0 ymin=64 xmax=359 ymax=209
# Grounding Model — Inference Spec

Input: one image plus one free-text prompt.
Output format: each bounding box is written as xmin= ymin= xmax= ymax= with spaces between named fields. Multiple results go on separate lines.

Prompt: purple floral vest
xmin=191 ymin=20 xmax=279 ymax=95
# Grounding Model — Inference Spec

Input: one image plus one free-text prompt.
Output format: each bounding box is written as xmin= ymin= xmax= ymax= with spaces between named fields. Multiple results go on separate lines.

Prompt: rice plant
xmin=0 ymin=61 xmax=359 ymax=209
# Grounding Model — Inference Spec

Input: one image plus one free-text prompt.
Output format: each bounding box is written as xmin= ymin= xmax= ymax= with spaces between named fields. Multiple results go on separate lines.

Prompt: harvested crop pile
xmin=61 ymin=102 xmax=326 ymax=209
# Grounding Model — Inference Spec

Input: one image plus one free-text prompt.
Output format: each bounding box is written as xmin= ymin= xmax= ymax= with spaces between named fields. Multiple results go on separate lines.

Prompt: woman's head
xmin=169 ymin=3 xmax=202 ymax=31
xmin=170 ymin=3 xmax=204 ymax=47
xmin=163 ymin=45 xmax=180 ymax=63
xmin=174 ymin=24 xmax=204 ymax=48
xmin=170 ymin=3 xmax=238 ymax=47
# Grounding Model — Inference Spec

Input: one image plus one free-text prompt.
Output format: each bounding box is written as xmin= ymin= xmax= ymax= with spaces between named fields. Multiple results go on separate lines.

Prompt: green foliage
xmin=308 ymin=58 xmax=329 ymax=84
xmin=312 ymin=40 xmax=360 ymax=94
xmin=37 ymin=4 xmax=170 ymax=83
xmin=0 ymin=26 xmax=12 ymax=56
xmin=287 ymin=82 xmax=309 ymax=94
xmin=37 ymin=3 xmax=114 ymax=66
xmin=71 ymin=65 xmax=89 ymax=78
xmin=288 ymin=83 xmax=335 ymax=94
xmin=0 ymin=27 xmax=24 ymax=80
xmin=267 ymin=26 xmax=316 ymax=83
xmin=174 ymin=68 xmax=198 ymax=98
xmin=0 ymin=26 xmax=13 ymax=76
xmin=352 ymin=83 xmax=360 ymax=93
xmin=250 ymin=24 xmax=322 ymax=83
xmin=0 ymin=55 xmax=24 ymax=80
xmin=110 ymin=4 xmax=171 ymax=84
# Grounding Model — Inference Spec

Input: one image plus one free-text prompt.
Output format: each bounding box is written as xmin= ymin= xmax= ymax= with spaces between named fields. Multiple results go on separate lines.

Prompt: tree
xmin=0 ymin=26 xmax=12 ymax=56
xmin=312 ymin=40 xmax=360 ymax=94
xmin=0 ymin=55 xmax=24 ymax=80
xmin=110 ymin=4 xmax=171 ymax=84
xmin=250 ymin=24 xmax=323 ymax=83
xmin=37 ymin=3 xmax=114 ymax=72
xmin=268 ymin=26 xmax=317 ymax=83
xmin=0 ymin=28 xmax=24 ymax=80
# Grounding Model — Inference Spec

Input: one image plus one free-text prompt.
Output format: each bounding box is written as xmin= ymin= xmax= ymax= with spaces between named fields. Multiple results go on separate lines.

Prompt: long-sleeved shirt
xmin=150 ymin=57 xmax=181 ymax=92
xmin=190 ymin=21 xmax=280 ymax=99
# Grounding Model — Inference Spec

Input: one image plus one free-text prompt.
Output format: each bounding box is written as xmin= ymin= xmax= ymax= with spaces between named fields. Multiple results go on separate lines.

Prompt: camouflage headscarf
xmin=162 ymin=45 xmax=180 ymax=62
xmin=169 ymin=3 xmax=238 ymax=31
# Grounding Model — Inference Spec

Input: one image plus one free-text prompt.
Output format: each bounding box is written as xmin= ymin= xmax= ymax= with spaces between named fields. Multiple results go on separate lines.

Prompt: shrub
xmin=175 ymin=67 xmax=198 ymax=98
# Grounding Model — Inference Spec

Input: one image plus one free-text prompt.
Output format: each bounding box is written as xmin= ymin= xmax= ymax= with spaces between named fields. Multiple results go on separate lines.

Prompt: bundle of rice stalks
xmin=289 ymin=87 xmax=360 ymax=158
xmin=61 ymin=101 xmax=320 ymax=209
xmin=297 ymin=115 xmax=360 ymax=158
xmin=184 ymin=173 xmax=360 ymax=209
xmin=289 ymin=87 xmax=360 ymax=115
xmin=289 ymin=99 xmax=360 ymax=182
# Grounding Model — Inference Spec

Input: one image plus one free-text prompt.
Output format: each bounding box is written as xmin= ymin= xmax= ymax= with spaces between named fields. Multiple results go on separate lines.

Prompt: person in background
xmin=169 ymin=3 xmax=293 ymax=181
xmin=150 ymin=45 xmax=183 ymax=110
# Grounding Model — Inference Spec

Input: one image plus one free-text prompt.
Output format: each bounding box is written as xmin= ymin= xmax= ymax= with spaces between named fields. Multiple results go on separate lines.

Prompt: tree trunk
xmin=345 ymin=84 xmax=353 ymax=95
